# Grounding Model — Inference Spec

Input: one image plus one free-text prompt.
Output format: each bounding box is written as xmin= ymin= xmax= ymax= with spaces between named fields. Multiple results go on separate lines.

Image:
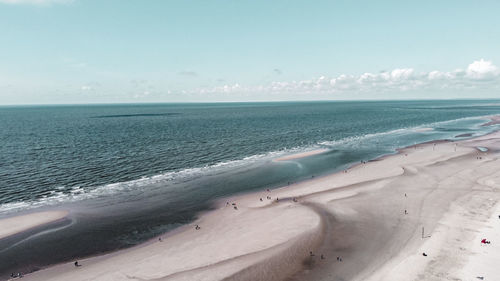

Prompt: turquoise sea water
xmin=1 ymin=100 xmax=500 ymax=277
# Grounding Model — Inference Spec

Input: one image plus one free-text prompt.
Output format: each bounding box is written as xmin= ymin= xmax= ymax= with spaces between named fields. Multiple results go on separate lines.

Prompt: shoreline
xmin=8 ymin=116 xmax=500 ymax=281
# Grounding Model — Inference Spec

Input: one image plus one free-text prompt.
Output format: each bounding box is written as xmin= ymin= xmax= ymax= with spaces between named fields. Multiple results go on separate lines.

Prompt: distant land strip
xmin=91 ymin=113 xmax=181 ymax=118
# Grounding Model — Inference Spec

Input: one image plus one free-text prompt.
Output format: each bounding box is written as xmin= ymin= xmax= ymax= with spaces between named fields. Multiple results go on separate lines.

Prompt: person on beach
xmin=320 ymin=254 xmax=325 ymax=260
xmin=260 ymin=198 xmax=263 ymax=201
xmin=309 ymin=251 xmax=315 ymax=257
xmin=74 ymin=261 xmax=81 ymax=267
xmin=404 ymin=209 xmax=408 ymax=215
xmin=195 ymin=225 xmax=200 ymax=230
xmin=159 ymin=237 xmax=162 ymax=242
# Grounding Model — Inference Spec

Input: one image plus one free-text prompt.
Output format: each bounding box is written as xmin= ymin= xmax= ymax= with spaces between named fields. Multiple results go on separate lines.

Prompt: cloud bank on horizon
xmin=2 ymin=59 xmax=499 ymax=104
xmin=192 ymin=59 xmax=500 ymax=97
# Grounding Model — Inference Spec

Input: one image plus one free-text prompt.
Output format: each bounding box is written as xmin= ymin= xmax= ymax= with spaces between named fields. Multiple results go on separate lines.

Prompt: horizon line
xmin=1 ymin=97 xmax=500 ymax=107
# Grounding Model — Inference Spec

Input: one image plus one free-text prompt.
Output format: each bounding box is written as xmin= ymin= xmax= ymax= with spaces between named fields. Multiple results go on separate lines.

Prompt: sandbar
xmin=0 ymin=210 xmax=69 ymax=240
xmin=274 ymin=148 xmax=329 ymax=162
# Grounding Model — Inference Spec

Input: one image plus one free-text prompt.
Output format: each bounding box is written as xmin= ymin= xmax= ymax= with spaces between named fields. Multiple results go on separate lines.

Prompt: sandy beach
xmin=14 ymin=130 xmax=500 ymax=281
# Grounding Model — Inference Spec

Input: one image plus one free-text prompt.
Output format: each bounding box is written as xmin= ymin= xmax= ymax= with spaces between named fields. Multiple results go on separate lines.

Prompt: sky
xmin=0 ymin=0 xmax=499 ymax=104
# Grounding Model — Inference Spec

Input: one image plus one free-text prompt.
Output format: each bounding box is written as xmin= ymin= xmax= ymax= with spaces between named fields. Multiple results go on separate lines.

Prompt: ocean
xmin=1 ymin=100 xmax=500 ymax=277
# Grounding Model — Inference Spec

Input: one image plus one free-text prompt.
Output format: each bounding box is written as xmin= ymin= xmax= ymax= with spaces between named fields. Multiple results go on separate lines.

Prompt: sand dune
xmin=20 ymin=132 xmax=500 ymax=281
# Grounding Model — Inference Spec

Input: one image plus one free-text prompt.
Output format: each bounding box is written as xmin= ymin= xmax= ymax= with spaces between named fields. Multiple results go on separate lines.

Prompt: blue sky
xmin=0 ymin=0 xmax=499 ymax=104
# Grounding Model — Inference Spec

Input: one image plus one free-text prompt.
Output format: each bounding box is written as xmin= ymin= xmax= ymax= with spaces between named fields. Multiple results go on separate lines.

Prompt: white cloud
xmin=466 ymin=59 xmax=499 ymax=80
xmin=191 ymin=59 xmax=500 ymax=96
xmin=0 ymin=0 xmax=72 ymax=4
xmin=389 ymin=68 xmax=414 ymax=80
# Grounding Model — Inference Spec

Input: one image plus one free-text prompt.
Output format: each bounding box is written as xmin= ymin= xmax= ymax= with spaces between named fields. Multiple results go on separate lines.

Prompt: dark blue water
xmin=1 ymin=100 xmax=500 ymax=278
